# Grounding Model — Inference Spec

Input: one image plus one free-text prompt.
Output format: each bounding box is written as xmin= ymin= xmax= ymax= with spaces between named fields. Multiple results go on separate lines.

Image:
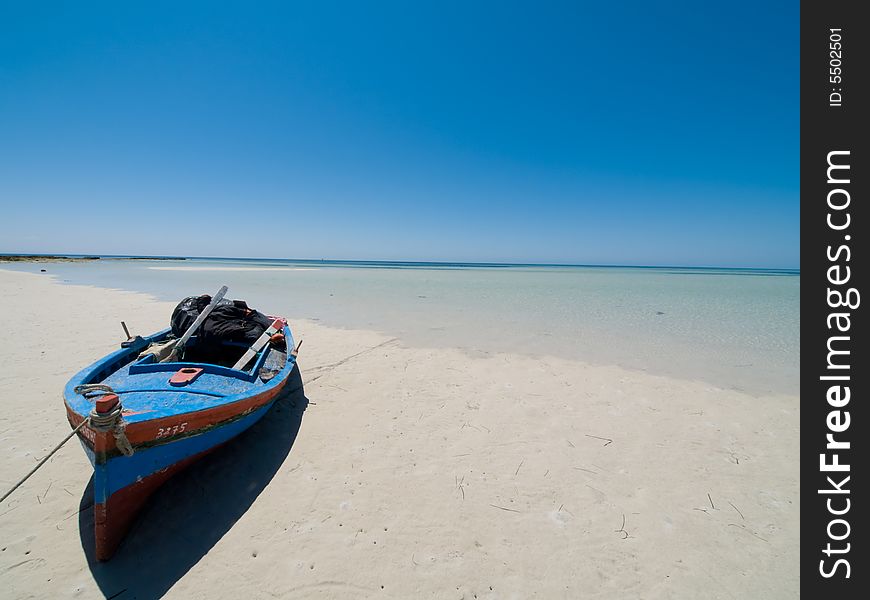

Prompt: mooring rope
xmin=0 ymin=385 xmax=135 ymax=505
xmin=73 ymin=383 xmax=116 ymax=397
xmin=86 ymin=402 xmax=135 ymax=457
xmin=77 ymin=384 xmax=136 ymax=458
xmin=0 ymin=420 xmax=88 ymax=504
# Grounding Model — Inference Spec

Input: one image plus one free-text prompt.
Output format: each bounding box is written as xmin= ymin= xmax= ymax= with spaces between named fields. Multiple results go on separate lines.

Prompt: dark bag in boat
xmin=171 ymin=295 xmax=275 ymax=348
xmin=200 ymin=302 xmax=273 ymax=345
xmin=170 ymin=295 xmax=213 ymax=337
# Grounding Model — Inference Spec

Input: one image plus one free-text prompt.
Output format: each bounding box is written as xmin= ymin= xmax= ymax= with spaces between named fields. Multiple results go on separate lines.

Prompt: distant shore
xmin=0 ymin=254 xmax=186 ymax=262
xmin=0 ymin=254 xmax=101 ymax=263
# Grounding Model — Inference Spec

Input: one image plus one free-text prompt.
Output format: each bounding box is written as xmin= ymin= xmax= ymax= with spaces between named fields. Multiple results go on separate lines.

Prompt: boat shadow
xmin=78 ymin=366 xmax=309 ymax=599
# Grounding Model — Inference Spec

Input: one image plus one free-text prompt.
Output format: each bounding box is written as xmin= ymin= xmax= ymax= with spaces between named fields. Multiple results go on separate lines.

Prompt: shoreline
xmin=0 ymin=269 xmax=799 ymax=598
xmin=0 ymin=254 xmax=800 ymax=274
xmin=0 ymin=263 xmax=799 ymax=398
xmin=3 ymin=267 xmax=798 ymax=400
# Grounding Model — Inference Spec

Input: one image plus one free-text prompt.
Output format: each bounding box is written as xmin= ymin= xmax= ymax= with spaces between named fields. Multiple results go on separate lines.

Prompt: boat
xmin=63 ymin=304 xmax=297 ymax=561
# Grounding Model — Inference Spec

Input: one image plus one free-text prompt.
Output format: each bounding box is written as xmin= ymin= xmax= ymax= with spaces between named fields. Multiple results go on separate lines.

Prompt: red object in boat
xmin=95 ymin=394 xmax=120 ymax=414
xmin=169 ymin=367 xmax=204 ymax=386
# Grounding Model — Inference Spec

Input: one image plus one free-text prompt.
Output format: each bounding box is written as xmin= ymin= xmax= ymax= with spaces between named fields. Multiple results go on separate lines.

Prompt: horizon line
xmin=0 ymin=252 xmax=800 ymax=273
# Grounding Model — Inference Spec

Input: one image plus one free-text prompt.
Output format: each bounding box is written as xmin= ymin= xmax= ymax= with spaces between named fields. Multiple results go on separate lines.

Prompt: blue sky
xmin=0 ymin=1 xmax=798 ymax=267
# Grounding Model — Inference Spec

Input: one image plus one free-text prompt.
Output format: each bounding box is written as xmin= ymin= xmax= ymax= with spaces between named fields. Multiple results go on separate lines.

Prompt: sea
xmin=2 ymin=257 xmax=799 ymax=396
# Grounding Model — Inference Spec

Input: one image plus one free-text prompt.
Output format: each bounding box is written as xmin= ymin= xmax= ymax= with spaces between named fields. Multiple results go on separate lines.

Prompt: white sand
xmin=0 ymin=269 xmax=798 ymax=599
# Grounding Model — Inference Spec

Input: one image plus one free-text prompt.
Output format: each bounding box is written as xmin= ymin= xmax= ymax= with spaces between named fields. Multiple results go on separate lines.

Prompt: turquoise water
xmin=3 ymin=258 xmax=799 ymax=395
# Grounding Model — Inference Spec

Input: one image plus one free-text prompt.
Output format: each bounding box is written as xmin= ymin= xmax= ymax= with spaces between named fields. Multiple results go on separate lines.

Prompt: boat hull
xmin=64 ymin=325 xmax=295 ymax=560
xmin=94 ymin=445 xmax=213 ymax=561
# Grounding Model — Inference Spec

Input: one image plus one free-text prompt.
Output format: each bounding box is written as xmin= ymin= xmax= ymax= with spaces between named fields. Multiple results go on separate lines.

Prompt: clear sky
xmin=0 ymin=1 xmax=798 ymax=268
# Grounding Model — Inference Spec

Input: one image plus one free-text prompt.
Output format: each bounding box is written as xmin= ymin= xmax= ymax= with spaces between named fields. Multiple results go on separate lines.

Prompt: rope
xmin=79 ymin=385 xmax=135 ymax=457
xmin=88 ymin=403 xmax=123 ymax=429
xmin=73 ymin=383 xmax=116 ymax=398
xmin=0 ymin=385 xmax=135 ymax=505
xmin=113 ymin=428 xmax=135 ymax=457
xmin=0 ymin=420 xmax=88 ymax=504
xmin=86 ymin=403 xmax=134 ymax=456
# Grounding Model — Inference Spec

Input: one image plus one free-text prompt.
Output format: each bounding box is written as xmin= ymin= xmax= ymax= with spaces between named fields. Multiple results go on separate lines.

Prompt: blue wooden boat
xmin=63 ymin=319 xmax=297 ymax=560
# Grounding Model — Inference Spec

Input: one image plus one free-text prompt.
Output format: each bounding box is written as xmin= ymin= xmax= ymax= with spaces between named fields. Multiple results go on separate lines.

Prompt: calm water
xmin=3 ymin=258 xmax=800 ymax=395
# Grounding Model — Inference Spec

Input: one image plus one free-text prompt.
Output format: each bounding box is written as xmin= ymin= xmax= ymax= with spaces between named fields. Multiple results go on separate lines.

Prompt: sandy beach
xmin=0 ymin=269 xmax=799 ymax=599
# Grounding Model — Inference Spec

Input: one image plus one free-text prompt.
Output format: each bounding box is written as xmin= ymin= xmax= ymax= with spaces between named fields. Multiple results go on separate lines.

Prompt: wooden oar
xmin=232 ymin=319 xmax=284 ymax=370
xmin=162 ymin=285 xmax=228 ymax=363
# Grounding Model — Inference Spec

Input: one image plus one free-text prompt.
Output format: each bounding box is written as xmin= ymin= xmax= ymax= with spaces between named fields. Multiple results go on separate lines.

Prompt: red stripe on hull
xmin=68 ymin=378 xmax=287 ymax=459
